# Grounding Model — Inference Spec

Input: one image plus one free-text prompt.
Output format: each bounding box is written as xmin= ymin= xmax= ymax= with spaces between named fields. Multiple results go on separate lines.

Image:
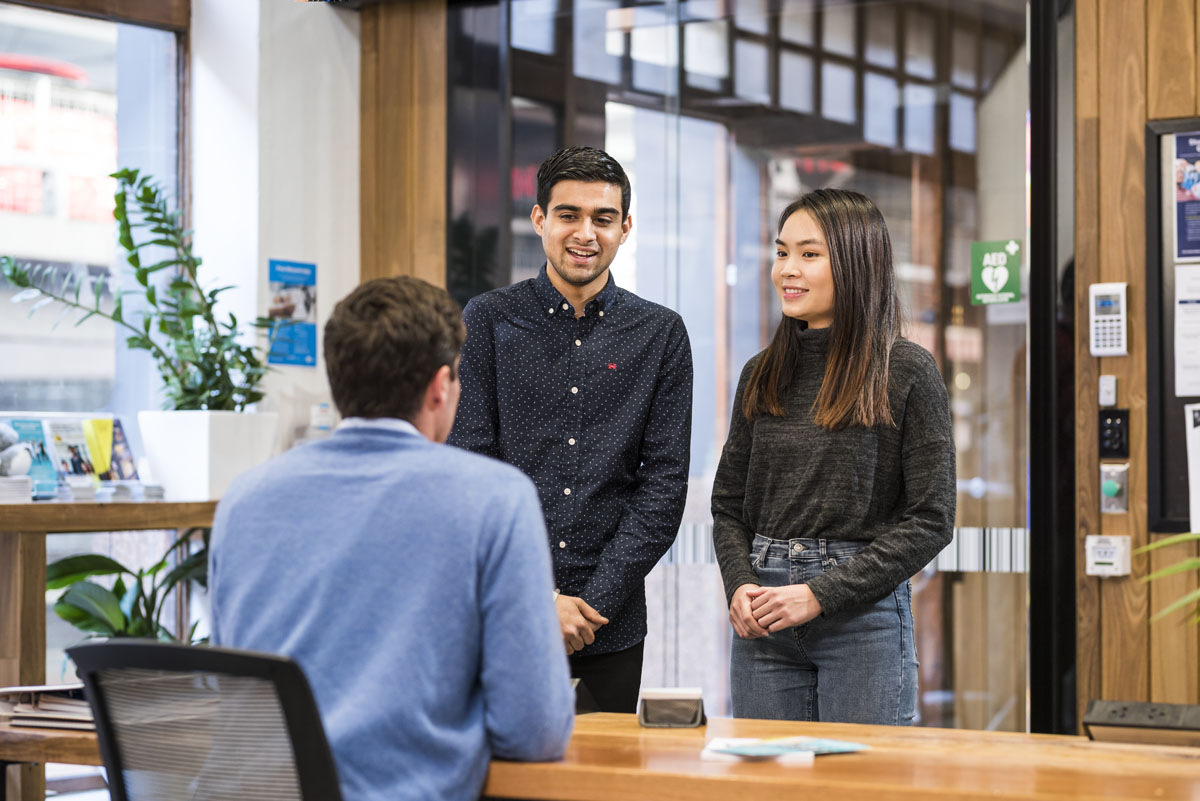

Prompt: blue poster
xmin=1175 ymin=134 xmax=1200 ymax=261
xmin=267 ymin=259 xmax=318 ymax=366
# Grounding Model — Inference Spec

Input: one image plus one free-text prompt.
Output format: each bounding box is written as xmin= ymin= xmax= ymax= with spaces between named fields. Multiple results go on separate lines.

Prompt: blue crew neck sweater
xmin=209 ymin=424 xmax=575 ymax=801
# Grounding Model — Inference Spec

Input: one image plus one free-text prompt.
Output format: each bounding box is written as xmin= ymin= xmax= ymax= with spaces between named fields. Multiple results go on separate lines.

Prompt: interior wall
xmin=1075 ymin=0 xmax=1200 ymax=725
xmin=191 ymin=0 xmax=360 ymax=444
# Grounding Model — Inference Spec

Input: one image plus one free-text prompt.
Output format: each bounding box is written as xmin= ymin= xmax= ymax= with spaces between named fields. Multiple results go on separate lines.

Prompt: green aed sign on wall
xmin=970 ymin=239 xmax=1022 ymax=305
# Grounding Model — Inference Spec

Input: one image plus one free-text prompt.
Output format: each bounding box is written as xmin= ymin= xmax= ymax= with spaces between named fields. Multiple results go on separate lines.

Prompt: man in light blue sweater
xmin=209 ymin=276 xmax=575 ymax=801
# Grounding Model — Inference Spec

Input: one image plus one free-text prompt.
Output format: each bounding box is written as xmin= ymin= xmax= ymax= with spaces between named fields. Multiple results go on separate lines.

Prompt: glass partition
xmin=449 ymin=0 xmax=1032 ymax=728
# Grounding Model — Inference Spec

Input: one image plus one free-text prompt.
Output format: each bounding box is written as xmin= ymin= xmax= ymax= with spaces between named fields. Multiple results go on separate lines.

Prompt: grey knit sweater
xmin=711 ymin=326 xmax=956 ymax=617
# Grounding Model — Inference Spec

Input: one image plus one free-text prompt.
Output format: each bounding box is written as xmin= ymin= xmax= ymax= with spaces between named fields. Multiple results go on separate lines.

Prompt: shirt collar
xmin=533 ymin=263 xmax=619 ymax=317
xmin=336 ymin=417 xmax=423 ymax=438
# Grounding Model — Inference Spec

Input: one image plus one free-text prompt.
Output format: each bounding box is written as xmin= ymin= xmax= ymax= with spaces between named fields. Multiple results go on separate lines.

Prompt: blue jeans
xmin=729 ymin=534 xmax=918 ymax=725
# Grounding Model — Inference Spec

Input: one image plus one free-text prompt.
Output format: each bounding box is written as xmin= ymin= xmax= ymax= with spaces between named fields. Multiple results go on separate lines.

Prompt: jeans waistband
xmin=750 ymin=533 xmax=867 ymax=561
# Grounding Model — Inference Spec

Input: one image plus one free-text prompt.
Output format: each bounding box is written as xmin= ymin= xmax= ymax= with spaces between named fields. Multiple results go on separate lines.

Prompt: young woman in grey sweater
xmin=711 ymin=189 xmax=956 ymax=725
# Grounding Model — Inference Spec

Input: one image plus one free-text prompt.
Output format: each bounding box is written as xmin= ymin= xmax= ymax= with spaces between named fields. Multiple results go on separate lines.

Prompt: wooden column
xmin=360 ymin=0 xmax=448 ymax=289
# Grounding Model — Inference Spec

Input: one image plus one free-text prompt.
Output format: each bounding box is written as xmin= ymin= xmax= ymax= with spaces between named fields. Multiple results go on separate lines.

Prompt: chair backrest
xmin=68 ymin=641 xmax=344 ymax=801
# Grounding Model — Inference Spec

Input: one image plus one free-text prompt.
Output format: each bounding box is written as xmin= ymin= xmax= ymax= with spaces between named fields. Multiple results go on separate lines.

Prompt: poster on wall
xmin=1173 ymin=134 xmax=1200 ymax=261
xmin=267 ymin=259 xmax=318 ymax=367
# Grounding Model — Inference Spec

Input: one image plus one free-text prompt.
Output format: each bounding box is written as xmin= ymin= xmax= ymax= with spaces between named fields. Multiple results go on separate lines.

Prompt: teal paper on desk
xmin=707 ymin=736 xmax=867 ymax=758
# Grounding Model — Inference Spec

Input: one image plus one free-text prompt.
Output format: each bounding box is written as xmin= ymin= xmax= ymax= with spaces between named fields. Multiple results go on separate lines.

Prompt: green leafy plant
xmin=1137 ymin=532 xmax=1200 ymax=624
xmin=46 ymin=529 xmax=209 ymax=644
xmin=1 ymin=168 xmax=273 ymax=411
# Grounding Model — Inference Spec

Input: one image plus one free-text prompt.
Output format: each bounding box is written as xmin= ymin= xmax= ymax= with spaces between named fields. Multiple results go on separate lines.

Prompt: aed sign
xmin=970 ymin=240 xmax=1022 ymax=305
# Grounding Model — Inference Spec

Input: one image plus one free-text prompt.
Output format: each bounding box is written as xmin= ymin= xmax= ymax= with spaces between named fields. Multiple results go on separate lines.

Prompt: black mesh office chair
xmin=68 ymin=641 xmax=344 ymax=801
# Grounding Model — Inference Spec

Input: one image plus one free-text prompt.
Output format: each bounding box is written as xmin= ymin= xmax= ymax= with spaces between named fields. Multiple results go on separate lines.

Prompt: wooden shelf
xmin=0 ymin=502 xmax=216 ymax=533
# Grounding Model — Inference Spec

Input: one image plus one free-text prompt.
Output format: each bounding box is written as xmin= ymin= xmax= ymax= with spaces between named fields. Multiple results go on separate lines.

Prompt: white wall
xmin=191 ymin=0 xmax=360 ymax=444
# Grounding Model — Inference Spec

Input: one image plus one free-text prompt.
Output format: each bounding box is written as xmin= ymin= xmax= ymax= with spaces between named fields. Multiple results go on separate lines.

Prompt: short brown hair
xmin=324 ymin=277 xmax=466 ymax=420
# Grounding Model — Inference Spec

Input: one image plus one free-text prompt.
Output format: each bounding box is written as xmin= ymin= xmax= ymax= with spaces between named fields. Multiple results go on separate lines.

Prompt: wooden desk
xmin=0 ymin=501 xmax=215 ymax=801
xmin=486 ymin=714 xmax=1200 ymax=801
xmin=4 ymin=714 xmax=1199 ymax=801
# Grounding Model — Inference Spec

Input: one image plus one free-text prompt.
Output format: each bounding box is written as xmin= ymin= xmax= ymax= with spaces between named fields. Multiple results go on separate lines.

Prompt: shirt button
xmin=568 ymin=437 xmax=576 ymax=445
xmin=563 ymin=487 xmax=571 ymax=495
xmin=559 ymin=541 xmax=567 ymax=549
xmin=562 ymin=303 xmax=569 ymax=310
xmin=599 ymin=310 xmax=605 ymax=317
xmin=549 ymin=307 xmax=555 ymax=314
xmin=575 ymin=339 xmax=582 ymax=346
xmin=571 ymin=386 xmax=579 ymax=394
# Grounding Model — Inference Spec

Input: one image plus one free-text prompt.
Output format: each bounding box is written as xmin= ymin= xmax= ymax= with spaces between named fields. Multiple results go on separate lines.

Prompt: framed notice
xmin=1145 ymin=120 xmax=1200 ymax=531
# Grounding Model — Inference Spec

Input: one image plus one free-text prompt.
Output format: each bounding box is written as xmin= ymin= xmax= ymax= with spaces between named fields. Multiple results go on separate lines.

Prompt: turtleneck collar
xmin=797 ymin=324 xmax=832 ymax=353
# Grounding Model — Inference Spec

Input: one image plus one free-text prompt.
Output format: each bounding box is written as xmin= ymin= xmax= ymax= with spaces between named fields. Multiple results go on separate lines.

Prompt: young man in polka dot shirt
xmin=449 ymin=146 xmax=694 ymax=713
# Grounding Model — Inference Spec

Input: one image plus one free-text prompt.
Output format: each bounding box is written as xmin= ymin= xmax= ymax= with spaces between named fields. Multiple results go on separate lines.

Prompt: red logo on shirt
xmin=608 ymin=363 xmax=617 ymax=370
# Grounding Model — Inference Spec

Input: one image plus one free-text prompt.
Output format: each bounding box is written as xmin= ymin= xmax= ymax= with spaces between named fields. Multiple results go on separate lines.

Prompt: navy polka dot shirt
xmin=448 ymin=266 xmax=693 ymax=655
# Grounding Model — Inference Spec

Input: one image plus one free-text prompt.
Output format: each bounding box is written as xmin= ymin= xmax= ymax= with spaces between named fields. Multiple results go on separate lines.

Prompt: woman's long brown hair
xmin=742 ymin=189 xmax=900 ymax=429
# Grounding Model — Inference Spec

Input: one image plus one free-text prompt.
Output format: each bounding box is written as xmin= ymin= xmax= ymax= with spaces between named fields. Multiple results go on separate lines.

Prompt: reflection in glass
xmin=685 ymin=19 xmax=729 ymax=91
xmin=904 ymin=82 xmax=936 ymax=154
xmin=952 ymin=27 xmax=977 ymax=89
xmin=905 ymin=8 xmax=936 ymax=79
xmin=779 ymin=0 xmax=814 ymax=45
xmin=734 ymin=38 xmax=769 ymax=105
xmin=865 ymin=5 xmax=897 ymax=67
xmin=779 ymin=50 xmax=814 ymax=114
xmin=632 ymin=7 xmax=677 ymax=95
xmin=573 ymin=0 xmax=620 ymax=83
xmin=821 ymin=61 xmax=856 ymax=124
xmin=950 ymin=92 xmax=977 ymax=153
xmin=733 ymin=0 xmax=768 ymax=34
xmin=511 ymin=0 xmax=557 ymax=54
xmin=864 ymin=72 xmax=898 ymax=146
xmin=823 ymin=3 xmax=856 ymax=57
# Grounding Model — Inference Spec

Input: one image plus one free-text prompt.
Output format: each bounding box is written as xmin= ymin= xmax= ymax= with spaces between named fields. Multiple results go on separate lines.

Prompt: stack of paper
xmin=701 ymin=735 xmax=867 ymax=764
xmin=0 ymin=684 xmax=93 ymax=731
xmin=0 ymin=476 xmax=33 ymax=503
xmin=65 ymin=475 xmax=96 ymax=501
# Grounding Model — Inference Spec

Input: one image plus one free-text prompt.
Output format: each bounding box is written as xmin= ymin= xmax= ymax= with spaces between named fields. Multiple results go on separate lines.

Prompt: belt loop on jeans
xmin=818 ymin=538 xmax=828 ymax=560
xmin=756 ymin=537 xmax=771 ymax=565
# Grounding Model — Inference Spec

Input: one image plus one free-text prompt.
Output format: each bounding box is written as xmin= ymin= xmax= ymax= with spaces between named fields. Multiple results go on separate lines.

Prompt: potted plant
xmin=1 ymin=168 xmax=281 ymax=500
xmin=1138 ymin=532 xmax=1200 ymax=623
xmin=47 ymin=528 xmax=210 ymax=644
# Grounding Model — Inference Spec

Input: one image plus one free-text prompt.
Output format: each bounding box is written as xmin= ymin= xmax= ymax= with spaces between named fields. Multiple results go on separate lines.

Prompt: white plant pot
xmin=137 ymin=410 xmax=280 ymax=501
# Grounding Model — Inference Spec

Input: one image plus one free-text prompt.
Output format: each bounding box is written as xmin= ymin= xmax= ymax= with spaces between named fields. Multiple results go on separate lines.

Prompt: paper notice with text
xmin=1176 ymin=265 xmax=1200 ymax=397
xmin=1187 ymin=403 xmax=1200 ymax=533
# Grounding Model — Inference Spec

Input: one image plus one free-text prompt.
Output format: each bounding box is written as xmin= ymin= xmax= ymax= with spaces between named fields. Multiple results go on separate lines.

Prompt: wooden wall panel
xmin=1078 ymin=0 xmax=1200 ymax=723
xmin=1149 ymin=541 xmax=1200 ymax=703
xmin=360 ymin=0 xmax=447 ymax=289
xmin=1096 ymin=0 xmax=1149 ymax=704
xmin=1149 ymin=0 xmax=1197 ymax=119
xmin=1074 ymin=0 xmax=1101 ymax=729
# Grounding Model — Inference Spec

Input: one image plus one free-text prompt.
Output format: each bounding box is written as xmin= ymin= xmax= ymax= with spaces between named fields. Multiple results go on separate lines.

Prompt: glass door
xmin=449 ymin=0 xmax=1036 ymax=728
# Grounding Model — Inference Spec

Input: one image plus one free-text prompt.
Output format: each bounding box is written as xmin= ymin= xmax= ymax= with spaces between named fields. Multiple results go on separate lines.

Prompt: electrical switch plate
xmin=1099 ymin=409 xmax=1130 ymax=458
xmin=1100 ymin=463 xmax=1130 ymax=514
xmin=1085 ymin=535 xmax=1131 ymax=577
xmin=1099 ymin=375 xmax=1117 ymax=407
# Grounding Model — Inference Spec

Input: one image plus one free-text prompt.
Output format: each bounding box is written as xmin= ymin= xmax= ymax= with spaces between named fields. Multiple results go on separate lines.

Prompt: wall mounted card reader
xmin=1089 ymin=282 xmax=1128 ymax=356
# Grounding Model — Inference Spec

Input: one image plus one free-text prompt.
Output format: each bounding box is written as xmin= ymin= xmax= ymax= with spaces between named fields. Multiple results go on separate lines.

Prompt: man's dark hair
xmin=324 ymin=276 xmax=465 ymax=421
xmin=536 ymin=146 xmax=631 ymax=218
